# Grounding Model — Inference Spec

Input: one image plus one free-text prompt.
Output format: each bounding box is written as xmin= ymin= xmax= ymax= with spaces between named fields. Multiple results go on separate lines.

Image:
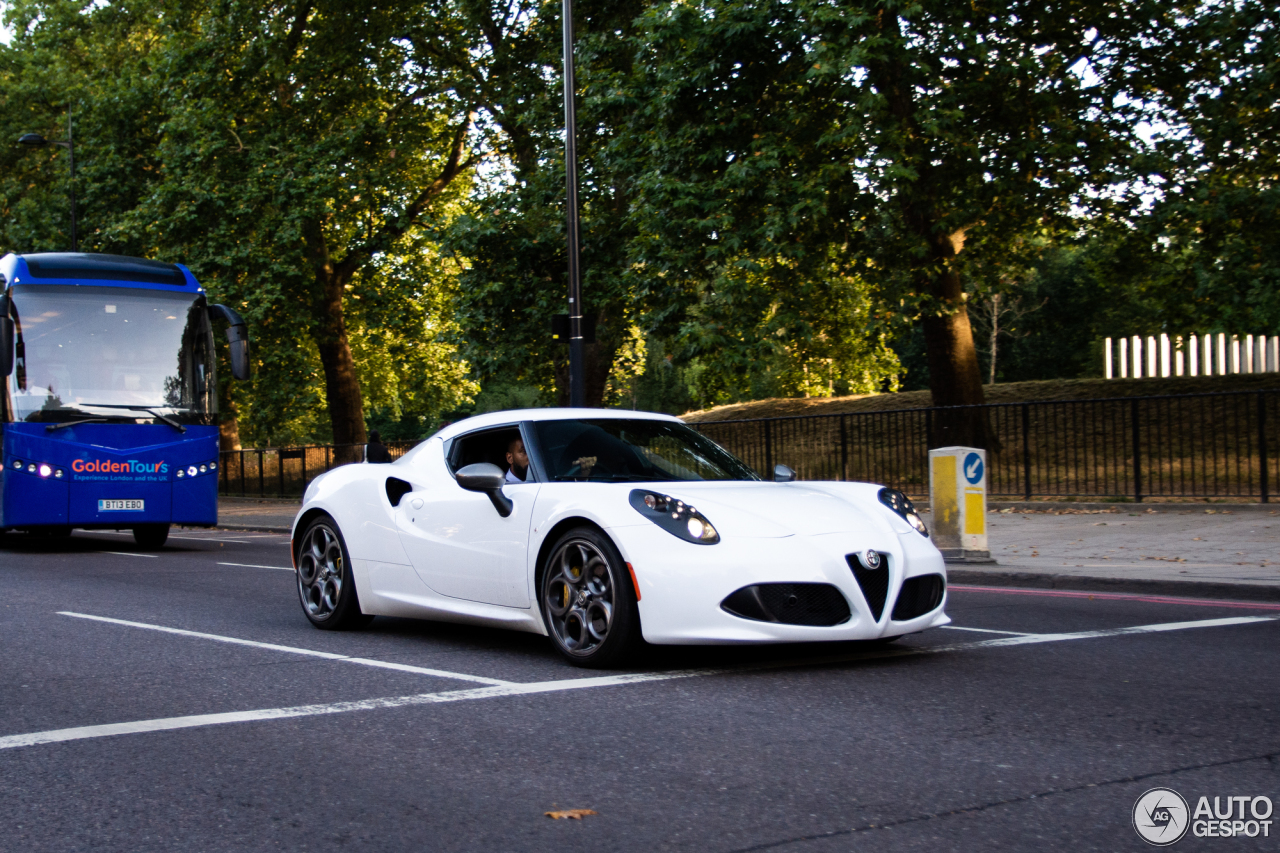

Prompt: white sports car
xmin=291 ymin=409 xmax=950 ymax=666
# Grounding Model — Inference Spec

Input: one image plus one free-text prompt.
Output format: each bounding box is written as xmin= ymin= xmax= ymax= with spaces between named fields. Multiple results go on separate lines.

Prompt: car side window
xmin=447 ymin=426 xmax=530 ymax=482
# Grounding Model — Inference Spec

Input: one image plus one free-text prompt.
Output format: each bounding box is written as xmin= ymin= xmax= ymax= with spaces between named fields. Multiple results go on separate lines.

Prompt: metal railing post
xmin=839 ymin=415 xmax=848 ymax=482
xmin=1131 ymin=397 xmax=1142 ymax=502
xmin=1260 ymin=392 xmax=1269 ymax=504
xmin=764 ymin=420 xmax=773 ymax=477
xmin=240 ymin=449 xmax=246 ymax=497
xmin=278 ymin=450 xmax=285 ymax=498
xmin=258 ymin=449 xmax=265 ymax=497
xmin=1021 ymin=402 xmax=1032 ymax=500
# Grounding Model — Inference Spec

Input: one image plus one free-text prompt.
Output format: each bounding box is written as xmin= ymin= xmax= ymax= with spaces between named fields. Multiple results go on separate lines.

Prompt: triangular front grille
xmin=846 ymin=555 xmax=890 ymax=621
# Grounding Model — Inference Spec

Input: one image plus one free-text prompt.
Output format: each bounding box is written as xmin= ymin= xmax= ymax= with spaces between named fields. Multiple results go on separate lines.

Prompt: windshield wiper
xmin=46 ymin=418 xmax=109 ymax=432
xmin=145 ymin=409 xmax=187 ymax=433
xmin=68 ymin=404 xmax=189 ymax=433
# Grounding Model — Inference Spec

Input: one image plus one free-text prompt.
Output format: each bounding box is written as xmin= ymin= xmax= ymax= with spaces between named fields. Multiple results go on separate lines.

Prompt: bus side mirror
xmin=0 ymin=317 xmax=12 ymax=376
xmin=208 ymin=304 xmax=250 ymax=381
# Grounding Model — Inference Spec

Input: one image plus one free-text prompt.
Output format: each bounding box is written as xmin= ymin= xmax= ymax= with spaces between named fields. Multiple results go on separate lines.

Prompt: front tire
xmin=133 ymin=524 xmax=169 ymax=549
xmin=540 ymin=526 xmax=641 ymax=668
xmin=295 ymin=515 xmax=372 ymax=630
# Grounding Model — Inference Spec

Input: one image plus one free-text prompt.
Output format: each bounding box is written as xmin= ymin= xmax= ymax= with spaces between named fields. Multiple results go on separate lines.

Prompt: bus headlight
xmin=38 ymin=463 xmax=52 ymax=478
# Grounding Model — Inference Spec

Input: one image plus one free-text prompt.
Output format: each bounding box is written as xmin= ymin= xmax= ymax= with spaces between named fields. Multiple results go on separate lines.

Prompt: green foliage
xmin=0 ymin=0 xmax=479 ymax=445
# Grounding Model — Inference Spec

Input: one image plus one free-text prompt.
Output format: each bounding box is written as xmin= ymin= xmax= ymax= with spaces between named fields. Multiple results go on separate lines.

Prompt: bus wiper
xmin=73 ymin=404 xmax=188 ymax=433
xmin=46 ymin=418 xmax=109 ymax=432
xmin=145 ymin=409 xmax=187 ymax=433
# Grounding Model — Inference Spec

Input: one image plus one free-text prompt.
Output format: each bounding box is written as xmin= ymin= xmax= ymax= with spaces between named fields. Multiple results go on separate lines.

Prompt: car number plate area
xmin=98 ymin=499 xmax=145 ymax=512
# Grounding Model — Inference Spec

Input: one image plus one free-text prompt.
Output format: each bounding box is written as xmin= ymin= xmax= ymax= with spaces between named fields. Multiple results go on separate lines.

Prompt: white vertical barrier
xmin=1160 ymin=334 xmax=1171 ymax=377
xmin=1247 ymin=335 xmax=1257 ymax=373
xmin=1133 ymin=336 xmax=1143 ymax=378
xmin=1231 ymin=335 xmax=1241 ymax=374
xmin=1119 ymin=337 xmax=1128 ymax=377
xmin=1104 ymin=338 xmax=1113 ymax=379
xmin=1147 ymin=335 xmax=1158 ymax=378
xmin=1189 ymin=335 xmax=1199 ymax=376
xmin=1270 ymin=336 xmax=1279 ymax=373
xmin=1175 ymin=336 xmax=1184 ymax=376
xmin=1218 ymin=334 xmax=1227 ymax=375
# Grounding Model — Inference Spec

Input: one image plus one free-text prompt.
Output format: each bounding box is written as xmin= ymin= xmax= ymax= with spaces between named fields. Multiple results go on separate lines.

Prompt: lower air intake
xmin=721 ymin=583 xmax=851 ymax=627
xmin=891 ymin=574 xmax=946 ymax=621
xmin=846 ymin=554 xmax=890 ymax=621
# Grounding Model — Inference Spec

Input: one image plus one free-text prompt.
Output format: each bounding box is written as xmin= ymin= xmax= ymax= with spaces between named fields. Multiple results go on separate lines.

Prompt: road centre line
xmin=88 ymin=531 xmax=254 ymax=544
xmin=949 ymin=584 xmax=1280 ymax=611
xmin=938 ymin=625 xmax=1034 ymax=636
xmin=217 ymin=562 xmax=294 ymax=572
xmin=10 ymin=613 xmax=1275 ymax=753
xmin=57 ymin=612 xmax=513 ymax=687
xmin=102 ymin=551 xmax=158 ymax=559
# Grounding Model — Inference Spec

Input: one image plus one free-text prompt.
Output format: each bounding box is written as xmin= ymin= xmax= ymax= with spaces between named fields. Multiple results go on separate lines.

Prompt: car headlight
xmin=878 ymin=487 xmax=928 ymax=537
xmin=629 ymin=489 xmax=720 ymax=545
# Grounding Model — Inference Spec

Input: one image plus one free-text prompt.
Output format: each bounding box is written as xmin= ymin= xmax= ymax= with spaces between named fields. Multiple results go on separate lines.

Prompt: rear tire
xmin=540 ymin=526 xmax=642 ymax=668
xmin=133 ymin=524 xmax=170 ymax=549
xmin=295 ymin=515 xmax=372 ymax=630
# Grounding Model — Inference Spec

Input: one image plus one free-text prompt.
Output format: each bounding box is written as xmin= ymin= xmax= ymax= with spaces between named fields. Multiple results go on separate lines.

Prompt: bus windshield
xmin=6 ymin=285 xmax=216 ymax=425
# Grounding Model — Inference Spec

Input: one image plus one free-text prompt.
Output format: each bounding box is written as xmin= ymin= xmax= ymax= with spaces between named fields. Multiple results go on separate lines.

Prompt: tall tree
xmin=2 ymin=0 xmax=481 ymax=455
xmin=616 ymin=0 xmax=1191 ymax=444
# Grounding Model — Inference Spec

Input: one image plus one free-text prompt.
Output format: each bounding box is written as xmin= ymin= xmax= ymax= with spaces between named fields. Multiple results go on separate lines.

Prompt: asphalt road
xmin=1 ymin=528 xmax=1278 ymax=852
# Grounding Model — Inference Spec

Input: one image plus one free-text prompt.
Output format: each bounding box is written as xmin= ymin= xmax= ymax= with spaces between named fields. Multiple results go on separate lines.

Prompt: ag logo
xmin=963 ymin=451 xmax=984 ymax=485
xmin=1133 ymin=787 xmax=1190 ymax=845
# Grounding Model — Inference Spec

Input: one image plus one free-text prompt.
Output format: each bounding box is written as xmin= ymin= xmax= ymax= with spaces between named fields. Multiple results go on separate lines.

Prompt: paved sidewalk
xmin=216 ymin=497 xmax=298 ymax=532
xmin=944 ymin=504 xmax=1280 ymax=601
xmin=214 ymin=497 xmax=1279 ymax=599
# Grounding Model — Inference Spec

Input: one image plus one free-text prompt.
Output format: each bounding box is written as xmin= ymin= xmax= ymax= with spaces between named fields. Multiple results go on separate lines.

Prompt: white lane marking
xmin=57 ymin=612 xmax=512 ymax=687
xmin=217 ymin=562 xmax=294 ymax=572
xmin=938 ymin=625 xmax=1034 ymax=636
xmin=7 ymin=613 xmax=1274 ymax=752
xmin=102 ymin=552 xmax=158 ymax=559
xmin=0 ymin=670 xmax=714 ymax=751
xmin=91 ymin=531 xmax=253 ymax=544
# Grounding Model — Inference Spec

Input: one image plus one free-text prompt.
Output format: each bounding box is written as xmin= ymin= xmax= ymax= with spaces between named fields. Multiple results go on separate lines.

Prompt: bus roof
xmin=0 ymin=253 xmax=200 ymax=292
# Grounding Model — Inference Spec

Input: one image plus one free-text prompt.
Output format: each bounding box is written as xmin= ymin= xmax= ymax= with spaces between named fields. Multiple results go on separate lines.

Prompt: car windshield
xmin=6 ymin=285 xmax=216 ymax=424
xmin=530 ymin=418 xmax=760 ymax=482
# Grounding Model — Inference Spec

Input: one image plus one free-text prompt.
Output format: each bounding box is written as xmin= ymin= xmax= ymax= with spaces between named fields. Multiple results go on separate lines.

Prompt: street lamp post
xmin=562 ymin=0 xmax=585 ymax=408
xmin=18 ymin=106 xmax=77 ymax=252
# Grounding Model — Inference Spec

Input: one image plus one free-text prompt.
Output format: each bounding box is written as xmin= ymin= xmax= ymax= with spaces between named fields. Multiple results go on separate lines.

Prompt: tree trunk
xmin=315 ymin=274 xmax=366 ymax=464
xmin=305 ymin=221 xmax=367 ymax=464
xmin=917 ymin=236 xmax=995 ymax=450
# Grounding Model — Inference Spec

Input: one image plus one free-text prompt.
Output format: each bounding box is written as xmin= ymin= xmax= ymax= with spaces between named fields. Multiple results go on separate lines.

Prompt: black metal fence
xmin=691 ymin=390 xmax=1278 ymax=502
xmin=220 ymin=390 xmax=1277 ymax=502
xmin=218 ymin=441 xmax=419 ymax=498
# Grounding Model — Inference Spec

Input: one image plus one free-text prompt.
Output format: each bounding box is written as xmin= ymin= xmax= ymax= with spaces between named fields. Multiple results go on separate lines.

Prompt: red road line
xmin=948 ymin=584 xmax=1280 ymax=611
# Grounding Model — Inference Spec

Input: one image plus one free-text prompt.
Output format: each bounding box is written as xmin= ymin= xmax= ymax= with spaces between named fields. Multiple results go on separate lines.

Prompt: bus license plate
xmin=99 ymin=499 xmax=145 ymax=512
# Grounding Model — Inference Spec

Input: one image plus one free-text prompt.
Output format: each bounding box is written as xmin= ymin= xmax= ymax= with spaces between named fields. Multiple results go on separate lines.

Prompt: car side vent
xmin=385 ymin=477 xmax=413 ymax=507
xmin=846 ymin=554 xmax=890 ymax=621
xmin=891 ymin=574 xmax=945 ymax=621
xmin=720 ymin=583 xmax=851 ymax=627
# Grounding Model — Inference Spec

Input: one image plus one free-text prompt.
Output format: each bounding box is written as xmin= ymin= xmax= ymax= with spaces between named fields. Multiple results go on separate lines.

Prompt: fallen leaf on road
xmin=545 ymin=809 xmax=598 ymax=820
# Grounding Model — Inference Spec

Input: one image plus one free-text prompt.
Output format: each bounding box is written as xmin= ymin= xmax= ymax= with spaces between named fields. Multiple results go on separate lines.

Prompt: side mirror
xmin=0 ymin=317 xmax=12 ymax=377
xmin=773 ymin=464 xmax=797 ymax=482
xmin=456 ymin=462 xmax=513 ymax=517
xmin=208 ymin=304 xmax=250 ymax=381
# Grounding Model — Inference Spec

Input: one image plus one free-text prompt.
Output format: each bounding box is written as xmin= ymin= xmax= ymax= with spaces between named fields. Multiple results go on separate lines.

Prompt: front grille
xmin=846 ymin=554 xmax=890 ymax=621
xmin=721 ymin=583 xmax=851 ymax=627
xmin=891 ymin=574 xmax=946 ymax=621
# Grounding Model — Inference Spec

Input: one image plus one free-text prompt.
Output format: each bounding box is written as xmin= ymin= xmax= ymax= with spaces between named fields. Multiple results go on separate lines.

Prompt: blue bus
xmin=0 ymin=253 xmax=248 ymax=548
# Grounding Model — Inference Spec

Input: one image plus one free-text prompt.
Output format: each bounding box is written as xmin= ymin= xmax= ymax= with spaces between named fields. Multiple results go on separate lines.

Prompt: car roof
xmin=433 ymin=408 xmax=683 ymax=442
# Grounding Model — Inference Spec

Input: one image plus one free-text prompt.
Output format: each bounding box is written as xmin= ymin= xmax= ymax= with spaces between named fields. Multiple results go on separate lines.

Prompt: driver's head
xmin=506 ymin=437 xmax=528 ymax=478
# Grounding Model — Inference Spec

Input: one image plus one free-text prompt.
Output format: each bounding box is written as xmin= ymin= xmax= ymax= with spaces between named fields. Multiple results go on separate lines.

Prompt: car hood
xmin=631 ymin=481 xmax=887 ymax=539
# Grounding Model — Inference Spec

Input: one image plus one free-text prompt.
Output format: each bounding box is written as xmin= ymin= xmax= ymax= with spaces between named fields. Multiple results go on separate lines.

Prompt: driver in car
xmin=505 ymin=437 xmax=530 ymax=485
